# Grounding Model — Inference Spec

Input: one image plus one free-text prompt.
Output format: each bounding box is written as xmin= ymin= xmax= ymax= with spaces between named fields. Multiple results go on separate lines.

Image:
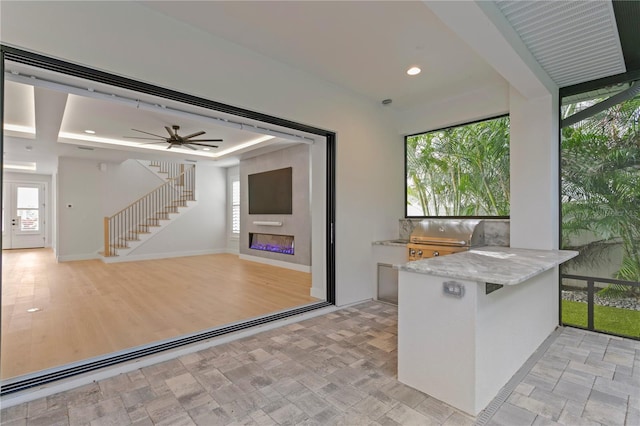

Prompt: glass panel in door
xmin=2 ymin=183 xmax=45 ymax=249
xmin=16 ymin=187 xmax=40 ymax=231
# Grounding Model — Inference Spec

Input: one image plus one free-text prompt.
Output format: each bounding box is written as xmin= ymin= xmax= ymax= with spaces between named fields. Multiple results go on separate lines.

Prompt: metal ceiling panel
xmin=495 ymin=0 xmax=626 ymax=88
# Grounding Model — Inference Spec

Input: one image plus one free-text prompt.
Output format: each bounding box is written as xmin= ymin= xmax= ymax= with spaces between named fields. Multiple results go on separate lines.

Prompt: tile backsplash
xmin=399 ymin=218 xmax=510 ymax=247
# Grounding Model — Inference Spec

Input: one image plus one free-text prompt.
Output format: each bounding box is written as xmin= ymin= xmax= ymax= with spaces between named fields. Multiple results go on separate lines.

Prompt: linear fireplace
xmin=249 ymin=233 xmax=294 ymax=255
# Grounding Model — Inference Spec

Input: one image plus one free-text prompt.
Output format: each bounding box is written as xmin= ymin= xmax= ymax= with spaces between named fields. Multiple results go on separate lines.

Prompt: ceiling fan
xmin=124 ymin=125 xmax=223 ymax=150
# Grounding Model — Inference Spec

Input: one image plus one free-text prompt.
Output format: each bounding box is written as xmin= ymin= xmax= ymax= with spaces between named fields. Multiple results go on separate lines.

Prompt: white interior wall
xmin=0 ymin=1 xmax=402 ymax=305
xmin=56 ymin=157 xmax=224 ymax=260
xmin=100 ymin=160 xmax=166 ymax=211
xmin=392 ymin=82 xmax=509 ymax=136
xmin=57 ymin=158 xmax=102 ymax=259
xmin=129 ymin=163 xmax=227 ymax=257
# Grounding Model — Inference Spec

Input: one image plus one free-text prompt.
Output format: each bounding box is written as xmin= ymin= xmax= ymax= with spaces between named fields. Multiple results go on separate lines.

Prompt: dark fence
xmin=561 ymin=273 xmax=639 ymax=340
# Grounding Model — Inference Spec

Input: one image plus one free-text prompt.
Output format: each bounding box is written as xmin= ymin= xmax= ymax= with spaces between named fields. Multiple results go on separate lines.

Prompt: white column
xmin=509 ymin=88 xmax=560 ymax=250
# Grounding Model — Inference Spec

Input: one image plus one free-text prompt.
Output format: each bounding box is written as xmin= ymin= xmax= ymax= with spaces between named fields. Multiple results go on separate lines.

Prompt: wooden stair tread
xmin=99 ymin=251 xmax=118 ymax=257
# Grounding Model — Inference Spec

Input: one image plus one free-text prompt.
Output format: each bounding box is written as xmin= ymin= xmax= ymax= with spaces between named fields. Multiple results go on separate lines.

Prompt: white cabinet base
xmin=398 ymin=268 xmax=558 ymax=416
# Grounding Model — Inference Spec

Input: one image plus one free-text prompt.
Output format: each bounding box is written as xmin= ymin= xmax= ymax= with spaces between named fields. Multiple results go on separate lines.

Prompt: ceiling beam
xmin=34 ymin=87 xmax=68 ymax=143
xmin=423 ymin=1 xmax=557 ymax=99
xmin=561 ymin=81 xmax=640 ymax=128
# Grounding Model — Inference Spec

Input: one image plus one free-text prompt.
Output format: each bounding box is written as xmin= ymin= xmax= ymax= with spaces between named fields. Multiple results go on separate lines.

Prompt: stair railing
xmin=149 ymin=161 xmax=188 ymax=180
xmin=103 ymin=164 xmax=195 ymax=256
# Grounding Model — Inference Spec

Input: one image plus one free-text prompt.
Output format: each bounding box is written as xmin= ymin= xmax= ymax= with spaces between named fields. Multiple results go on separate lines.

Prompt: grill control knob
xmin=434 ymin=251 xmax=440 ymax=257
xmin=417 ymin=250 xmax=423 ymax=256
xmin=410 ymin=249 xmax=416 ymax=256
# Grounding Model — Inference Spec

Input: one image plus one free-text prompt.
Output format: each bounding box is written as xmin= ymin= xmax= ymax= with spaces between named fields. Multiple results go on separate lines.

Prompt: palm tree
xmin=561 ymin=96 xmax=640 ymax=291
xmin=406 ymin=116 xmax=510 ymax=216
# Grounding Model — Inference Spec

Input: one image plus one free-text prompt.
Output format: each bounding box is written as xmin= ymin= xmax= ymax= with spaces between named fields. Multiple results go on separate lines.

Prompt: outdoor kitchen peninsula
xmin=395 ymin=246 xmax=578 ymax=417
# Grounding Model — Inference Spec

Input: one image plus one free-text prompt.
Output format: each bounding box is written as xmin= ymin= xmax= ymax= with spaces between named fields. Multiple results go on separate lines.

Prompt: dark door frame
xmin=0 ymin=45 xmax=336 ymax=395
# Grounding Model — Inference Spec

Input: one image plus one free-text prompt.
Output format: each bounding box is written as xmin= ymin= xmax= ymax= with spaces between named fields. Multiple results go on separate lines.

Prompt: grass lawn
xmin=562 ymin=300 xmax=640 ymax=338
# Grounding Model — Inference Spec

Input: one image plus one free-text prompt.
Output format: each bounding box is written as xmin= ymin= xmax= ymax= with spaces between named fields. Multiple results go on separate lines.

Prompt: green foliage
xmin=406 ymin=116 xmax=510 ymax=216
xmin=561 ymin=95 xmax=640 ymax=289
xmin=561 ymin=300 xmax=640 ymax=338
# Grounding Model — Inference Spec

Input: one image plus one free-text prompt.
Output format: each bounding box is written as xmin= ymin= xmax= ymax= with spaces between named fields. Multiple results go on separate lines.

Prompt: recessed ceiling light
xmin=84 ymin=130 xmax=96 ymax=134
xmin=407 ymin=67 xmax=421 ymax=76
xmin=27 ymin=307 xmax=40 ymax=313
xmin=203 ymin=148 xmax=211 ymax=151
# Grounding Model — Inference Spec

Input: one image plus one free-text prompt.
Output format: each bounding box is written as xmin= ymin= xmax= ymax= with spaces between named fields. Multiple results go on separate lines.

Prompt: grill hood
xmin=409 ymin=219 xmax=485 ymax=247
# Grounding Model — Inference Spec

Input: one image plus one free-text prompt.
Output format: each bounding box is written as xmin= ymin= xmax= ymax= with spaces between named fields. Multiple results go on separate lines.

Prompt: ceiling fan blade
xmin=140 ymin=141 xmax=172 ymax=145
xmin=165 ymin=126 xmax=176 ymax=138
xmin=186 ymin=139 xmax=223 ymax=142
xmin=123 ymin=136 xmax=165 ymax=140
xmin=131 ymin=129 xmax=167 ymax=138
xmin=182 ymin=131 xmax=206 ymax=140
xmin=166 ymin=143 xmax=175 ymax=150
xmin=189 ymin=142 xmax=219 ymax=148
xmin=183 ymin=144 xmax=198 ymax=150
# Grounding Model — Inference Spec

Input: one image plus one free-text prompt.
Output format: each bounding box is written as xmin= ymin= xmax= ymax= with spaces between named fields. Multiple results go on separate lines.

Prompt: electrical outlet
xmin=443 ymin=281 xmax=465 ymax=298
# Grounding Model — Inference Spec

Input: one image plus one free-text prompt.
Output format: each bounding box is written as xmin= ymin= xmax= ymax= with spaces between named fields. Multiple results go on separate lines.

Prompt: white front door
xmin=2 ymin=182 xmax=46 ymax=249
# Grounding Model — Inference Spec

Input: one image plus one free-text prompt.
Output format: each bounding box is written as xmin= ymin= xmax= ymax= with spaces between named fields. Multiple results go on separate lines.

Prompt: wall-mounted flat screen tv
xmin=248 ymin=167 xmax=293 ymax=214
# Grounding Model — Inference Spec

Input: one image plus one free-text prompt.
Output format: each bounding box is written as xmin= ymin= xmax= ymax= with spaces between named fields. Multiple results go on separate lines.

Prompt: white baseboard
xmin=310 ymin=287 xmax=326 ymax=299
xmin=57 ymin=253 xmax=100 ymax=262
xmin=239 ymin=254 xmax=311 ymax=273
xmin=100 ymin=249 xmax=226 ymax=263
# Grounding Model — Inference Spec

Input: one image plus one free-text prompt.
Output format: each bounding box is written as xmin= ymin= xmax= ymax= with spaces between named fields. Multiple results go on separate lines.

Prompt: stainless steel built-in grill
xmin=407 ymin=219 xmax=485 ymax=261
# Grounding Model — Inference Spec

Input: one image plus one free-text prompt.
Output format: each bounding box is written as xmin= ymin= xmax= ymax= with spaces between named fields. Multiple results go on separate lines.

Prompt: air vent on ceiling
xmin=77 ymin=146 xmax=95 ymax=151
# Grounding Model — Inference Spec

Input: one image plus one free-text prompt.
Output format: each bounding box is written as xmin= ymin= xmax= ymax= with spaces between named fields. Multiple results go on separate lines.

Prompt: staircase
xmin=102 ymin=162 xmax=196 ymax=259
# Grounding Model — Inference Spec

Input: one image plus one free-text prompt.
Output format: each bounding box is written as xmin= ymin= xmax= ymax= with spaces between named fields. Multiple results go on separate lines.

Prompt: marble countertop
xmin=396 ymin=246 xmax=578 ymax=285
xmin=373 ymin=239 xmax=409 ymax=247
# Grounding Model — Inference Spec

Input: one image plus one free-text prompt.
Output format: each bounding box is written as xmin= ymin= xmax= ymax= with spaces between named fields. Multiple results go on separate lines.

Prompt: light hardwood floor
xmin=1 ymin=249 xmax=317 ymax=379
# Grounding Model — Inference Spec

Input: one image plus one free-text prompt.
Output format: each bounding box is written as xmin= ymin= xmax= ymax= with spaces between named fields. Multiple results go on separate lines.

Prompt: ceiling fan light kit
xmin=124 ymin=125 xmax=223 ymax=150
